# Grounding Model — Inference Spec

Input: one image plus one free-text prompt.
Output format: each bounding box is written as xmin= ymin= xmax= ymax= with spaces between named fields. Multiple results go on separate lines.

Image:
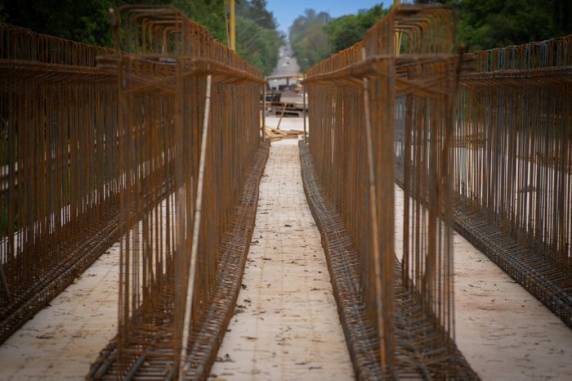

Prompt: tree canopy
xmin=0 ymin=0 xmax=282 ymax=75
xmin=441 ymin=0 xmax=572 ymax=50
xmin=2 ymin=0 xmax=570 ymax=73
xmin=289 ymin=0 xmax=572 ymax=71
xmin=236 ymin=0 xmax=283 ymax=74
xmin=289 ymin=5 xmax=386 ymax=71
xmin=289 ymin=9 xmax=332 ymax=71
xmin=324 ymin=5 xmax=387 ymax=53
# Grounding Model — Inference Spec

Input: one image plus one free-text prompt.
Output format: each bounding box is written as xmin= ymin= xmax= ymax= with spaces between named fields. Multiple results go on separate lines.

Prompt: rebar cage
xmin=303 ymin=3 xmax=476 ymax=379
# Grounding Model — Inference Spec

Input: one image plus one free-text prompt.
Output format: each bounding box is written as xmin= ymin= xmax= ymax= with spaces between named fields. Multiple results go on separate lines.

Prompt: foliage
xmin=289 ymin=5 xmax=387 ymax=71
xmin=236 ymin=0 xmax=283 ymax=74
xmin=289 ymin=9 xmax=332 ymax=71
xmin=236 ymin=16 xmax=282 ymax=74
xmin=434 ymin=0 xmax=572 ymax=50
xmin=174 ymin=0 xmax=228 ymax=43
xmin=0 ymin=0 xmax=282 ymax=74
xmin=1 ymin=0 xmax=116 ymax=45
xmin=0 ymin=2 xmax=6 ymax=22
xmin=237 ymin=0 xmax=276 ymax=30
xmin=290 ymin=0 xmax=572 ymax=70
xmin=324 ymin=5 xmax=387 ymax=53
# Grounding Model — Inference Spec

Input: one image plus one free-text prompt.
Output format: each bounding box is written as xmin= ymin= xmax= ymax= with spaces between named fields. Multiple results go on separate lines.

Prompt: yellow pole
xmin=394 ymin=0 xmax=401 ymax=56
xmin=229 ymin=0 xmax=236 ymax=51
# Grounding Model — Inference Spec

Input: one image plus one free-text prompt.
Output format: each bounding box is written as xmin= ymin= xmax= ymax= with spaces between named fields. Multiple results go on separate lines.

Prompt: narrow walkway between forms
xmin=210 ymin=139 xmax=354 ymax=381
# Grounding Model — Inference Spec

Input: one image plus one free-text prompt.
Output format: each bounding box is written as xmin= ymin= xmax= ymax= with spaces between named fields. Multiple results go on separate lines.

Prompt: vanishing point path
xmin=210 ymin=139 xmax=354 ymax=380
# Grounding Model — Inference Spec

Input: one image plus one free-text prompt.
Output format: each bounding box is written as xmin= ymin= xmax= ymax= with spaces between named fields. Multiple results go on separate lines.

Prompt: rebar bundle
xmin=303 ymin=3 xmax=476 ymax=378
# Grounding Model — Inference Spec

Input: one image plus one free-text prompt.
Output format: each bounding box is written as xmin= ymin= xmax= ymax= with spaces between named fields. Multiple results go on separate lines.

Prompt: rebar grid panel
xmin=456 ymin=36 xmax=572 ymax=269
xmin=86 ymin=5 xmax=266 ymax=380
xmin=304 ymin=3 xmax=470 ymax=378
xmin=300 ymin=142 xmax=478 ymax=380
xmin=454 ymin=36 xmax=572 ymax=326
xmin=0 ymin=23 xmax=115 ymax=66
xmin=0 ymin=24 xmax=128 ymax=343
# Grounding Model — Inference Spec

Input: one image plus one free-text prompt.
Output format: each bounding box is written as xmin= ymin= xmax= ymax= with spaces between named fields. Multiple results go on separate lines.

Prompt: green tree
xmin=236 ymin=16 xmax=282 ymax=74
xmin=1 ymin=0 xmax=116 ymax=45
xmin=289 ymin=4 xmax=387 ymax=70
xmin=236 ymin=0 xmax=282 ymax=74
xmin=238 ymin=0 xmax=276 ymax=30
xmin=289 ymin=9 xmax=332 ymax=71
xmin=432 ymin=0 xmax=572 ymax=50
xmin=0 ymin=2 xmax=7 ymax=22
xmin=175 ymin=0 xmax=228 ymax=42
xmin=325 ymin=5 xmax=387 ymax=52
xmin=0 ymin=0 xmax=282 ymax=75
xmin=290 ymin=0 xmax=571 ymax=70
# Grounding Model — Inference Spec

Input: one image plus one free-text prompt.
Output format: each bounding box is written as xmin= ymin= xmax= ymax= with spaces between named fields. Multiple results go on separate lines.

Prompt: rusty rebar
xmin=90 ymin=5 xmax=266 ymax=380
xmin=451 ymin=36 xmax=572 ymax=326
xmin=304 ymin=3 xmax=463 ymax=376
xmin=0 ymin=23 xmax=120 ymax=343
xmin=0 ymin=5 xmax=267 ymax=378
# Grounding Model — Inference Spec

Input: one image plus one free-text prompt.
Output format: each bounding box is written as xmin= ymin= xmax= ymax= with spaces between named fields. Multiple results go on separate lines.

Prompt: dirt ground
xmin=0 ymin=243 xmax=119 ymax=381
xmin=209 ymin=139 xmax=354 ymax=381
xmin=0 ymin=117 xmax=570 ymax=380
xmin=395 ymin=185 xmax=572 ymax=381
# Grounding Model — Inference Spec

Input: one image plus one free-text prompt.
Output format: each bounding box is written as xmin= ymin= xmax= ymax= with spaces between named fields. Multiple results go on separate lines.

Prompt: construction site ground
xmin=0 ymin=118 xmax=570 ymax=381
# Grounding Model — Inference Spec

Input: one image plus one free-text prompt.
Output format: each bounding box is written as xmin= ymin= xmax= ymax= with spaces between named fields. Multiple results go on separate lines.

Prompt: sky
xmin=266 ymin=0 xmax=391 ymax=33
